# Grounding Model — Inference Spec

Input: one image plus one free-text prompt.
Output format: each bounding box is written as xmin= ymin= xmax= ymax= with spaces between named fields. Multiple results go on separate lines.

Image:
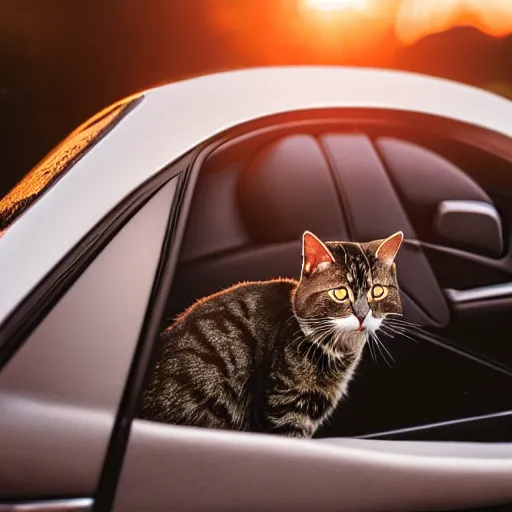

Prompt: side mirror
xmin=433 ymin=200 xmax=503 ymax=258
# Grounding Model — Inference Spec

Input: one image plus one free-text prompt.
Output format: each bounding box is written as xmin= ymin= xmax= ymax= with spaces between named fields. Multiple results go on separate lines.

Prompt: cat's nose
xmin=355 ymin=314 xmax=366 ymax=330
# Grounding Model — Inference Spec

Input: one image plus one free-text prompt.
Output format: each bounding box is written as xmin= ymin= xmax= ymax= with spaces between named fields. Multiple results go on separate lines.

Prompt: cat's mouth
xmin=331 ymin=315 xmax=368 ymax=334
xmin=354 ymin=315 xmax=367 ymax=332
xmin=330 ymin=313 xmax=383 ymax=335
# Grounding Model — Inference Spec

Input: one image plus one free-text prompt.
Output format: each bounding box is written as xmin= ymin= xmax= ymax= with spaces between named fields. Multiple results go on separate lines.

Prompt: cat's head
xmin=293 ymin=231 xmax=403 ymax=346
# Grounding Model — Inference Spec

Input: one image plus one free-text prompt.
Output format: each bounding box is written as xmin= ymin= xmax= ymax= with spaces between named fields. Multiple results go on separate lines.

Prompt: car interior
xmin=155 ymin=109 xmax=512 ymax=445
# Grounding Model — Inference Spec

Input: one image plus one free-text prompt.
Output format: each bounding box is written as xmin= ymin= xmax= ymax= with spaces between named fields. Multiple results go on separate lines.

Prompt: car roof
xmin=0 ymin=65 xmax=511 ymax=324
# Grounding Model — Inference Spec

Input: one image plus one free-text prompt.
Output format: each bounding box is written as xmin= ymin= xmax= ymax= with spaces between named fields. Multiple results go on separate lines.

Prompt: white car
xmin=0 ymin=66 xmax=511 ymax=512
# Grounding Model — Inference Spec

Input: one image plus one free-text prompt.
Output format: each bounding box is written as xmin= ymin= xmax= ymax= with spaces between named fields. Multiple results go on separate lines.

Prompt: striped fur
xmin=139 ymin=232 xmax=403 ymax=438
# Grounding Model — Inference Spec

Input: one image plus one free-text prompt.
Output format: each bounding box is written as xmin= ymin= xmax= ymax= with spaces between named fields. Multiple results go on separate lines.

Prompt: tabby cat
xmin=139 ymin=230 xmax=404 ymax=438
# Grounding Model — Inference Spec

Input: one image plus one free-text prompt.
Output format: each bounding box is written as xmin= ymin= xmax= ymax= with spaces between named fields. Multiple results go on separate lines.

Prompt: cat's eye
xmin=368 ymin=284 xmax=389 ymax=302
xmin=328 ymin=287 xmax=350 ymax=303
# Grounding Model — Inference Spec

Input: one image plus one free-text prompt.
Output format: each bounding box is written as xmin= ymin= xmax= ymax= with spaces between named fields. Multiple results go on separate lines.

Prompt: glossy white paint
xmin=115 ymin=420 xmax=512 ymax=512
xmin=0 ymin=66 xmax=511 ymax=323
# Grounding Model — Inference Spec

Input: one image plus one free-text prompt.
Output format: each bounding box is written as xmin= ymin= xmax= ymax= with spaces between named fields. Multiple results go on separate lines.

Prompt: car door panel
xmin=114 ymin=420 xmax=512 ymax=512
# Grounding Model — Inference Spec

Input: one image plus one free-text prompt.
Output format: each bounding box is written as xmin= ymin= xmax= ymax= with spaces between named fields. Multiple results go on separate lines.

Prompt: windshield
xmin=1 ymin=0 xmax=511 ymax=216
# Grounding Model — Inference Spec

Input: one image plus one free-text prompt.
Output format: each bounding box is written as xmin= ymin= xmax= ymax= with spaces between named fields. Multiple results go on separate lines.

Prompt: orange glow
xmin=297 ymin=0 xmax=397 ymax=61
xmin=396 ymin=0 xmax=512 ymax=44
xmin=301 ymin=0 xmax=512 ymax=44
xmin=204 ymin=0 xmax=512 ymax=67
xmin=302 ymin=0 xmax=369 ymax=12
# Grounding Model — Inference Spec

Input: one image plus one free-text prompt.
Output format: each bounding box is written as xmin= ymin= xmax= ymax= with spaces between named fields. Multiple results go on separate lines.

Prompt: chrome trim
xmin=359 ymin=409 xmax=512 ymax=439
xmin=445 ymin=282 xmax=512 ymax=303
xmin=437 ymin=199 xmax=500 ymax=219
xmin=0 ymin=498 xmax=92 ymax=511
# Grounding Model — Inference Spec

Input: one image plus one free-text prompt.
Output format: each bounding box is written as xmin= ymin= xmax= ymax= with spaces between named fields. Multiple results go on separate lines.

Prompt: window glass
xmin=0 ymin=178 xmax=177 ymax=498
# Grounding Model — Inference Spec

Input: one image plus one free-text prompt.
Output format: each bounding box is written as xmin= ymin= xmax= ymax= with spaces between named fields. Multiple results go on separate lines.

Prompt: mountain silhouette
xmin=396 ymin=26 xmax=512 ymax=93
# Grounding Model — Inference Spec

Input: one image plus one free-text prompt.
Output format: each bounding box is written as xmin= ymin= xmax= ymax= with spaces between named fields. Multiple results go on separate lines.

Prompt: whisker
xmin=383 ymin=318 xmax=424 ymax=332
xmin=374 ymin=333 xmax=395 ymax=366
xmin=382 ymin=322 xmax=416 ymax=334
xmin=383 ymin=324 xmax=407 ymax=335
xmin=366 ymin=334 xmax=377 ymax=363
xmin=307 ymin=328 xmax=333 ymax=361
xmin=385 ymin=316 xmax=422 ymax=328
xmin=296 ymin=337 xmax=308 ymax=355
xmin=386 ymin=321 xmax=422 ymax=332
xmin=305 ymin=338 xmax=319 ymax=361
xmin=380 ymin=324 xmax=419 ymax=344
xmin=316 ymin=330 xmax=339 ymax=368
xmin=371 ymin=332 xmax=390 ymax=367
xmin=379 ymin=328 xmax=396 ymax=340
xmin=381 ymin=325 xmax=407 ymax=338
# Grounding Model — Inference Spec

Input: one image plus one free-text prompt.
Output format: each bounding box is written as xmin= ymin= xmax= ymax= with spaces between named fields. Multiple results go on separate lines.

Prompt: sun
xmin=303 ymin=0 xmax=369 ymax=11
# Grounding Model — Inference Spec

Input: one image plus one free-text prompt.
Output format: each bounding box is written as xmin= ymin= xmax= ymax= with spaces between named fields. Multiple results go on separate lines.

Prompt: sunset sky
xmin=207 ymin=0 xmax=512 ymax=65
xmin=301 ymin=0 xmax=512 ymax=42
xmin=2 ymin=0 xmax=512 ymax=195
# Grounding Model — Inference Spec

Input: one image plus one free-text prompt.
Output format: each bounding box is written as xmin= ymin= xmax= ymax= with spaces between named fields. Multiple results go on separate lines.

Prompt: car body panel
xmin=115 ymin=420 xmax=512 ymax=512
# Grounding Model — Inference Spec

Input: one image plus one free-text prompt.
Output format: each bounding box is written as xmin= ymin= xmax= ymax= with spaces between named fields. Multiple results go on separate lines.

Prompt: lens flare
xmin=303 ymin=0 xmax=369 ymax=11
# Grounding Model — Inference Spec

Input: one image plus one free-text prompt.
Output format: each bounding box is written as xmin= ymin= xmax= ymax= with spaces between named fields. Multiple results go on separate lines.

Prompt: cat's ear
xmin=375 ymin=231 xmax=404 ymax=267
xmin=301 ymin=231 xmax=335 ymax=277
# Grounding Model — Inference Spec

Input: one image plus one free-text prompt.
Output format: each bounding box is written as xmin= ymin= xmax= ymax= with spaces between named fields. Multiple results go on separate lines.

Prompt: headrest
xmin=238 ymin=134 xmax=349 ymax=244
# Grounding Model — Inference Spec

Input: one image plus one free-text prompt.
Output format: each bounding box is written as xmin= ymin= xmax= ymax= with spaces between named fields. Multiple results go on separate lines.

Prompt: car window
xmin=114 ymin=116 xmax=512 ymax=512
xmin=0 ymin=97 xmax=140 ymax=239
xmin=0 ymin=178 xmax=177 ymax=500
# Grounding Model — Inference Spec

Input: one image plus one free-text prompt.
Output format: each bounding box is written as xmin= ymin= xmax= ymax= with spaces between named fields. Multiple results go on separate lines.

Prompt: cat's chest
xmin=292 ymin=355 xmax=354 ymax=399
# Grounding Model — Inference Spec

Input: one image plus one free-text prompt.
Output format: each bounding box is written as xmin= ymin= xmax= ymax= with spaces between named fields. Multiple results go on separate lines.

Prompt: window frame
xmin=0 ymin=151 xmax=194 ymax=371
